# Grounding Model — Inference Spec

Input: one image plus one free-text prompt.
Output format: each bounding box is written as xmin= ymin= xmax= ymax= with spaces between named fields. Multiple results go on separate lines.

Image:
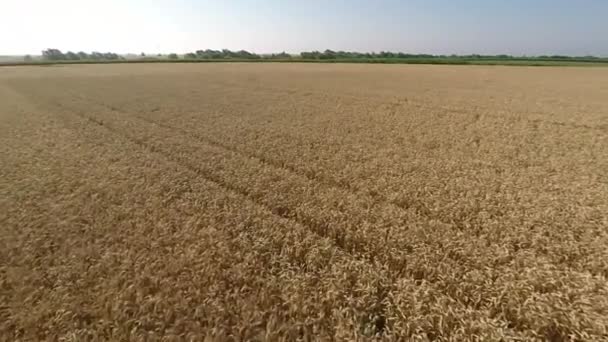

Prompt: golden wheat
xmin=1 ymin=63 xmax=607 ymax=341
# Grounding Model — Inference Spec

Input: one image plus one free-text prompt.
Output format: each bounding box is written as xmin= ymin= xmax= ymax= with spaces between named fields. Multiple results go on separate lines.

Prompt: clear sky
xmin=2 ymin=0 xmax=607 ymax=56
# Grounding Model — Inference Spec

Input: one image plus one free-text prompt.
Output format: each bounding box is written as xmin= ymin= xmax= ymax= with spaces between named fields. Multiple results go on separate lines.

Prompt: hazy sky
xmin=2 ymin=0 xmax=607 ymax=56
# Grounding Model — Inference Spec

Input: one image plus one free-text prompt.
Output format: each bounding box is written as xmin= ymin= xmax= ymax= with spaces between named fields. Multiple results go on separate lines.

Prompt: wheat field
xmin=1 ymin=63 xmax=607 ymax=341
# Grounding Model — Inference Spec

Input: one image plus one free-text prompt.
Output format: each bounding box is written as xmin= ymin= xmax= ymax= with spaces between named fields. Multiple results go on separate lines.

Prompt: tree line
xmin=37 ymin=48 xmax=288 ymax=61
xmin=298 ymin=50 xmax=606 ymax=61
xmin=35 ymin=48 xmax=606 ymax=63
xmin=41 ymin=49 xmax=122 ymax=61
xmin=182 ymin=50 xmax=291 ymax=59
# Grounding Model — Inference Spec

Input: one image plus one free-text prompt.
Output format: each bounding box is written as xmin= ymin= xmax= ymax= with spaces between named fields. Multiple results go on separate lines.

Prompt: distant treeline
xmin=40 ymin=49 xmax=123 ymax=61
xmin=31 ymin=48 xmax=608 ymax=64
xmin=183 ymin=49 xmax=608 ymax=62
xmin=36 ymin=48 xmax=291 ymax=61
xmin=167 ymin=49 xmax=608 ymax=62
xmin=182 ymin=49 xmax=291 ymax=59
xmin=299 ymin=50 xmax=608 ymax=62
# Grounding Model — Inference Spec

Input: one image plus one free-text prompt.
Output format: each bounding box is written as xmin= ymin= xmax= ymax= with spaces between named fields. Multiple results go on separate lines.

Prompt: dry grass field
xmin=1 ymin=63 xmax=607 ymax=341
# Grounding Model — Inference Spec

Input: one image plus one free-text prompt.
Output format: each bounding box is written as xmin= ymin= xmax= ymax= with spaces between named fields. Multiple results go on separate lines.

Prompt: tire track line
xmin=40 ymin=91 xmax=411 ymax=279
xmin=74 ymin=93 xmax=507 ymax=266
xmin=49 ymin=99 xmax=377 ymax=263
xmin=52 ymin=88 xmax=600 ymax=336
xmin=70 ymin=93 xmax=598 ymax=296
xmin=69 ymin=92 xmax=509 ymax=266
xmin=48 ymin=99 xmax=393 ymax=335
xmin=67 ymin=93 xmax=487 ymax=274
xmin=64 ymin=92 xmax=571 ymax=289
xmin=49 ymin=99 xmax=374 ymax=267
xmin=71 ymin=92 xmax=447 ymax=224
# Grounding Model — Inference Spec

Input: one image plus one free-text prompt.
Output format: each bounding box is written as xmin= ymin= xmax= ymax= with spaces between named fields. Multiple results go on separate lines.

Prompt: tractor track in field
xmin=71 ymin=93 xmax=441 ymax=220
xmin=45 ymin=98 xmax=395 ymax=330
xmin=48 ymin=97 xmax=408 ymax=274
xmin=62 ymin=92 xmax=608 ymax=278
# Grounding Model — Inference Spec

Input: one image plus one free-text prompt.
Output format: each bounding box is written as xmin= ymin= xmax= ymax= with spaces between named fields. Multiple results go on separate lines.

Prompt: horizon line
xmin=3 ymin=49 xmax=608 ymax=59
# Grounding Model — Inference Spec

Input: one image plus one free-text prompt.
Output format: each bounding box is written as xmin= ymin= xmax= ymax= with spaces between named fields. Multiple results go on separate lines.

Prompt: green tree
xmin=89 ymin=52 xmax=104 ymax=60
xmin=65 ymin=51 xmax=80 ymax=60
xmin=103 ymin=52 xmax=120 ymax=60
xmin=42 ymin=48 xmax=65 ymax=60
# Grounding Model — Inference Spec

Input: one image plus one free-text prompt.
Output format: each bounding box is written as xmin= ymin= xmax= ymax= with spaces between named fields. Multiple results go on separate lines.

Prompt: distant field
xmin=1 ymin=63 xmax=607 ymax=340
xmin=0 ymin=56 xmax=22 ymax=63
xmin=3 ymin=57 xmax=608 ymax=67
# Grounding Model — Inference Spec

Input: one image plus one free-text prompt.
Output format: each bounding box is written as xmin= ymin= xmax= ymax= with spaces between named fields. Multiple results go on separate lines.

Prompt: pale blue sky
xmin=2 ymin=0 xmax=607 ymax=56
